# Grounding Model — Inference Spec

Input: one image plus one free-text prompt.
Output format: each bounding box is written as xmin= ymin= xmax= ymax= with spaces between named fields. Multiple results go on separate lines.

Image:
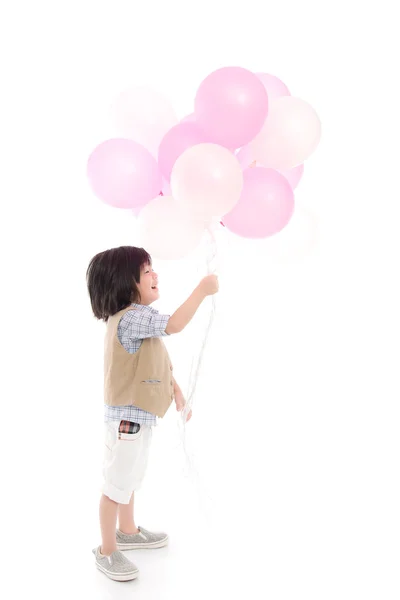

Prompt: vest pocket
xmin=139 ymin=381 xmax=163 ymax=399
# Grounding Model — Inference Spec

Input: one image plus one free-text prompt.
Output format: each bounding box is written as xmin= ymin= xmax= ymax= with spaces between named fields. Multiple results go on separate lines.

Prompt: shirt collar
xmin=130 ymin=302 xmax=159 ymax=314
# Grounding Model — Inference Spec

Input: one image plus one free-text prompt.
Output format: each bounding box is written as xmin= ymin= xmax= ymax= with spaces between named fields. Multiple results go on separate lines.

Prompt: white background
xmin=2 ymin=0 xmax=399 ymax=598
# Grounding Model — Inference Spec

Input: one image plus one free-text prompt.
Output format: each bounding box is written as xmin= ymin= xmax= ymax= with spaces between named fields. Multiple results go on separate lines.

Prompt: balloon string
xmin=182 ymin=224 xmax=217 ymax=422
xmin=176 ymin=224 xmax=218 ymax=524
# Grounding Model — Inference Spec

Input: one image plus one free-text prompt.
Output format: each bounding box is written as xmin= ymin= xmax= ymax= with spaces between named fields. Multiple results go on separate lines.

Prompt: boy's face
xmin=136 ymin=263 xmax=160 ymax=305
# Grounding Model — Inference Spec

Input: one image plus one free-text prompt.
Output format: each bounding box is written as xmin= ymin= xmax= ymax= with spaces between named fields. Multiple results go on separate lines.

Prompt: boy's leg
xmin=118 ymin=492 xmax=140 ymax=535
xmin=99 ymin=494 xmax=119 ymax=555
xmin=95 ymin=493 xmax=139 ymax=582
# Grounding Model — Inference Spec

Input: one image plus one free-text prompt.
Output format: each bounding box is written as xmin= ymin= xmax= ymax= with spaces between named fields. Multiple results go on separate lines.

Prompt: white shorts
xmin=102 ymin=421 xmax=153 ymax=504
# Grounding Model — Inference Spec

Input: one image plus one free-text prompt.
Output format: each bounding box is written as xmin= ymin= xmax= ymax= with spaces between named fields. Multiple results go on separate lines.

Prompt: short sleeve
xmin=118 ymin=308 xmax=170 ymax=353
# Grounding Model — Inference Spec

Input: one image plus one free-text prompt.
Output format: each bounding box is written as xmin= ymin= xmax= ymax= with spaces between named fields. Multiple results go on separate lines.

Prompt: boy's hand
xmin=175 ymin=389 xmax=192 ymax=422
xmin=198 ymin=274 xmax=219 ymax=297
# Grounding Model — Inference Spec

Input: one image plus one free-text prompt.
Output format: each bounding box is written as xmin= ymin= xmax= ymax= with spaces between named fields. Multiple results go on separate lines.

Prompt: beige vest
xmin=104 ymin=306 xmax=174 ymax=418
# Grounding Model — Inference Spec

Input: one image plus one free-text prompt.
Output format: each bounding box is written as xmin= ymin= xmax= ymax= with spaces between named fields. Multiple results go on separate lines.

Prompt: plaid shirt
xmin=104 ymin=303 xmax=171 ymax=426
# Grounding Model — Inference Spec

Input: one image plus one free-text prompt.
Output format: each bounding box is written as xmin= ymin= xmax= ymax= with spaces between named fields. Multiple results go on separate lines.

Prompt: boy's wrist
xmin=193 ymin=285 xmax=206 ymax=302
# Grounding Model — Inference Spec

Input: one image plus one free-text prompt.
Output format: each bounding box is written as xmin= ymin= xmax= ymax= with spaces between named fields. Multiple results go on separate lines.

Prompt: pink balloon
xmin=236 ymin=146 xmax=254 ymax=168
xmin=223 ymin=167 xmax=294 ymax=238
xmin=161 ymin=179 xmax=172 ymax=195
xmin=180 ymin=113 xmax=197 ymax=123
xmin=87 ymin=139 xmax=161 ymax=208
xmin=158 ymin=122 xmax=211 ymax=181
xmin=195 ymin=67 xmax=268 ymax=149
xmin=256 ymin=73 xmax=290 ymax=100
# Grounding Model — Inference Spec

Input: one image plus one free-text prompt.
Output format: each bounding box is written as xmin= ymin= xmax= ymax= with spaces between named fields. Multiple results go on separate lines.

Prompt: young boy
xmin=86 ymin=245 xmax=218 ymax=581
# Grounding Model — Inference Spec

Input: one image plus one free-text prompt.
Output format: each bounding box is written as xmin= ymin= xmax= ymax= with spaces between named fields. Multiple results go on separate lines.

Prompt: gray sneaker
xmin=92 ymin=546 xmax=139 ymax=581
xmin=116 ymin=526 xmax=169 ymax=550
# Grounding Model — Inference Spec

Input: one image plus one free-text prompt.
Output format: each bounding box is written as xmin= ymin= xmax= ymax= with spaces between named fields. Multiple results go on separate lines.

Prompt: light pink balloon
xmin=194 ymin=67 xmax=268 ymax=149
xmin=134 ymin=181 xmax=170 ymax=216
xmin=110 ymin=87 xmax=178 ymax=156
xmin=223 ymin=167 xmax=294 ymax=238
xmin=171 ymin=143 xmax=243 ymax=219
xmin=251 ymin=97 xmax=321 ymax=170
xmin=138 ymin=195 xmax=207 ymax=260
xmin=158 ymin=122 xmax=212 ymax=181
xmin=256 ymin=73 xmax=290 ymax=99
xmin=279 ymin=164 xmax=304 ymax=189
xmin=87 ymin=139 xmax=162 ymax=208
xmin=236 ymin=147 xmax=304 ymax=189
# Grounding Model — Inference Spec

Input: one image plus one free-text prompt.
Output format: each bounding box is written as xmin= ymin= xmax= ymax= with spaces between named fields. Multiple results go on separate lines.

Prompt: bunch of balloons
xmin=87 ymin=66 xmax=321 ymax=259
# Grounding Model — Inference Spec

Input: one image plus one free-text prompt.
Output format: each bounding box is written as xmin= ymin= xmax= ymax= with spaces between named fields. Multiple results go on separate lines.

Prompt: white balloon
xmin=250 ymin=97 xmax=321 ymax=171
xmin=110 ymin=87 xmax=178 ymax=156
xmin=137 ymin=195 xmax=207 ymax=260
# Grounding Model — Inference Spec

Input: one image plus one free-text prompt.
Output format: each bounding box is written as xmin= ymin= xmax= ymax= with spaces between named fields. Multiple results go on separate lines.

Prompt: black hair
xmin=86 ymin=246 xmax=152 ymax=321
